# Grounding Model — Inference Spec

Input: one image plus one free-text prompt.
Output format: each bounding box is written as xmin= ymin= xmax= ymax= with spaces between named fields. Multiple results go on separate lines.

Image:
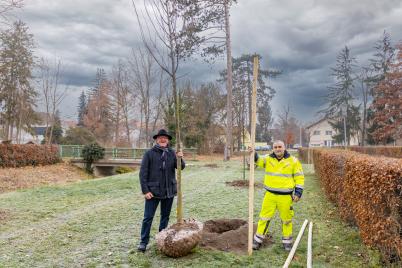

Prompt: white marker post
xmin=248 ymin=55 xmax=259 ymax=256
xmin=307 ymin=221 xmax=313 ymax=268
xmin=283 ymin=219 xmax=309 ymax=268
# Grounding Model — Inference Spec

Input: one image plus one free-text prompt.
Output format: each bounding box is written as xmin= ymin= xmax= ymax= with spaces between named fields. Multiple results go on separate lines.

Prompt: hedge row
xmin=297 ymin=146 xmax=402 ymax=163
xmin=349 ymin=146 xmax=402 ymax=158
xmin=0 ymin=144 xmax=61 ymax=168
xmin=312 ymin=149 xmax=402 ymax=263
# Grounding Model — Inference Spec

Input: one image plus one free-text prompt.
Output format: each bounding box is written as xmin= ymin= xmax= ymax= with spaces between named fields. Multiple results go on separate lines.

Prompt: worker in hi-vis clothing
xmin=249 ymin=140 xmax=304 ymax=251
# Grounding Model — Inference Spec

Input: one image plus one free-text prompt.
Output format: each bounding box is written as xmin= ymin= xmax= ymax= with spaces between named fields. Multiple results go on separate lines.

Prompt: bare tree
xmin=0 ymin=0 xmax=23 ymax=24
xmin=111 ymin=59 xmax=133 ymax=146
xmin=128 ymin=48 xmax=156 ymax=147
xmin=38 ymin=57 xmax=67 ymax=144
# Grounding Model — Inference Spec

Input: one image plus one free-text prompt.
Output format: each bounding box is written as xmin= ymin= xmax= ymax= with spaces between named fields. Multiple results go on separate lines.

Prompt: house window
xmin=325 ymin=130 xmax=332 ymax=135
xmin=313 ymin=130 xmax=320 ymax=135
xmin=324 ymin=140 xmax=332 ymax=147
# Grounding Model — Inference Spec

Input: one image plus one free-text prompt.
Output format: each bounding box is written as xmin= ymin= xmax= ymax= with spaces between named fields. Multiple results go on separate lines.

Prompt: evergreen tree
xmin=0 ymin=20 xmax=37 ymax=142
xmin=219 ymin=54 xmax=279 ymax=148
xmin=322 ymin=46 xmax=360 ymax=145
xmin=328 ymin=105 xmax=361 ymax=145
xmin=77 ymin=90 xmax=87 ymax=126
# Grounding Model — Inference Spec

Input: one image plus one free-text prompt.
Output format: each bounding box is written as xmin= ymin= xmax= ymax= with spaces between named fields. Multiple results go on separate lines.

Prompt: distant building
xmin=306 ymin=118 xmax=359 ymax=147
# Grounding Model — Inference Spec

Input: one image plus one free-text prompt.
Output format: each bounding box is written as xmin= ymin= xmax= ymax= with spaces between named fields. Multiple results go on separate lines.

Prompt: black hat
xmin=153 ymin=129 xmax=172 ymax=140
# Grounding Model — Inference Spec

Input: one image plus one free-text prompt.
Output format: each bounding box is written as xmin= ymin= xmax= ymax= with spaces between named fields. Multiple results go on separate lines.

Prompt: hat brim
xmin=153 ymin=134 xmax=172 ymax=140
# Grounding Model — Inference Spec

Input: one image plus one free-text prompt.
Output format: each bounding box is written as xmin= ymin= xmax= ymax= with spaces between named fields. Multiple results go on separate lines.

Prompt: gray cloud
xmin=12 ymin=0 xmax=402 ymax=124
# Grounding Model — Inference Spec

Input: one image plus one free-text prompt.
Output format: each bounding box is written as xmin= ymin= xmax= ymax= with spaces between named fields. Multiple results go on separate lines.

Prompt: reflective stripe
xmin=259 ymin=217 xmax=271 ymax=221
xmin=264 ymin=186 xmax=294 ymax=193
xmin=294 ymin=172 xmax=304 ymax=177
xmin=282 ymin=220 xmax=292 ymax=225
xmin=282 ymin=236 xmax=293 ymax=243
xmin=265 ymin=172 xmax=292 ymax=178
xmin=254 ymin=234 xmax=264 ymax=243
xmin=296 ymin=184 xmax=304 ymax=189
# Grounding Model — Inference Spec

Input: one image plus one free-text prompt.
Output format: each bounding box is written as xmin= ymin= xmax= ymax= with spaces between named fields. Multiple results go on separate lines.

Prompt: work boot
xmin=252 ymin=234 xmax=264 ymax=250
xmin=137 ymin=243 xmax=147 ymax=252
xmin=282 ymin=236 xmax=293 ymax=252
xmin=283 ymin=242 xmax=293 ymax=251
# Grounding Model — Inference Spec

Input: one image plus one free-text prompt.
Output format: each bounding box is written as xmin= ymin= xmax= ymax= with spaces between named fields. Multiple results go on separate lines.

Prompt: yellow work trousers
xmin=256 ymin=191 xmax=294 ymax=239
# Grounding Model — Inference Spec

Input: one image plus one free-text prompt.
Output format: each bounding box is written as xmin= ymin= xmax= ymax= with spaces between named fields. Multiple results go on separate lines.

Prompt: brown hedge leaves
xmin=312 ymin=149 xmax=401 ymax=263
xmin=0 ymin=144 xmax=60 ymax=168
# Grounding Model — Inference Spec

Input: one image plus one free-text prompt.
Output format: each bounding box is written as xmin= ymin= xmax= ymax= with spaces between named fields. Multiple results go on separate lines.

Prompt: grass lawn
xmin=0 ymin=158 xmax=382 ymax=267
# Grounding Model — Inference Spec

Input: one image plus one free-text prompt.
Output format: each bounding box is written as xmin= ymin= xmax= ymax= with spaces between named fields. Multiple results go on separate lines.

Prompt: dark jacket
xmin=139 ymin=145 xmax=185 ymax=199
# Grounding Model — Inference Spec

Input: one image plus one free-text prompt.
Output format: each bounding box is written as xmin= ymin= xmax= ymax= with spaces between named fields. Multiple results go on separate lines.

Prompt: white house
xmin=306 ymin=118 xmax=359 ymax=147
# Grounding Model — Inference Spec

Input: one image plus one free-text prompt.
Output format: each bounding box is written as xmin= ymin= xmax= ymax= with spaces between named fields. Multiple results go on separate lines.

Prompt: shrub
xmin=82 ymin=143 xmax=105 ymax=173
xmin=0 ymin=144 xmax=60 ymax=168
xmin=115 ymin=166 xmax=135 ymax=174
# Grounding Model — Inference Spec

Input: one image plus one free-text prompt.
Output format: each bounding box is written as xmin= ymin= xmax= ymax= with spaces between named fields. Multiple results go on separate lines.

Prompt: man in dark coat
xmin=137 ymin=129 xmax=185 ymax=252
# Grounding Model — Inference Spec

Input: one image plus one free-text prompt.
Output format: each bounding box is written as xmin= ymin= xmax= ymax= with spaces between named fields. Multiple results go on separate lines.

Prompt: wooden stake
xmin=307 ymin=221 xmax=313 ymax=268
xmin=283 ymin=219 xmax=309 ymax=268
xmin=175 ymin=84 xmax=183 ymax=223
xmin=248 ymin=55 xmax=259 ymax=256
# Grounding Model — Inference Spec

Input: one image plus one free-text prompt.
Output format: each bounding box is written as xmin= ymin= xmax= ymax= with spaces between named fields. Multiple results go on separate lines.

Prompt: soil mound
xmin=225 ymin=180 xmax=263 ymax=188
xmin=200 ymin=218 xmax=272 ymax=254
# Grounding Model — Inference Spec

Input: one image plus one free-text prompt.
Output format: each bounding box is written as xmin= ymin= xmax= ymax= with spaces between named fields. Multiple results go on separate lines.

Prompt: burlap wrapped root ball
xmin=155 ymin=219 xmax=203 ymax=258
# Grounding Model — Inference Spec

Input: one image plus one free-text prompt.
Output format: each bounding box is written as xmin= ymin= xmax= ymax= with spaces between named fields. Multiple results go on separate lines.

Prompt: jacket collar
xmin=152 ymin=144 xmax=170 ymax=152
xmin=269 ymin=150 xmax=290 ymax=161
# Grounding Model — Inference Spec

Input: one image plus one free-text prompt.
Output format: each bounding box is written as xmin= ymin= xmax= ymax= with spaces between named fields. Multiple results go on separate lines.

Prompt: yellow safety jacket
xmin=256 ymin=151 xmax=304 ymax=195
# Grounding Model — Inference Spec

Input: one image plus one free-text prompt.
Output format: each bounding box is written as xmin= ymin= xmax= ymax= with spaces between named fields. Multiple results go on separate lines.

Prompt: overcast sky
xmin=13 ymin=0 xmax=402 ymax=124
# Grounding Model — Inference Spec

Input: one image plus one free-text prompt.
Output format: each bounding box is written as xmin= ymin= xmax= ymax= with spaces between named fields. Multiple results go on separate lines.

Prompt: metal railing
xmin=59 ymin=145 xmax=197 ymax=160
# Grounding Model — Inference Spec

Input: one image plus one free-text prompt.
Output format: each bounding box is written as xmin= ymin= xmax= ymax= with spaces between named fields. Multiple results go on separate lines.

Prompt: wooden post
xmin=176 ymin=89 xmax=183 ymax=223
xmin=248 ymin=55 xmax=259 ymax=256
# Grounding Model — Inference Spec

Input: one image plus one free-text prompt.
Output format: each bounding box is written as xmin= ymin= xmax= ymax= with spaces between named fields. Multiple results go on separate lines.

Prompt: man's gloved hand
xmin=293 ymin=187 xmax=303 ymax=202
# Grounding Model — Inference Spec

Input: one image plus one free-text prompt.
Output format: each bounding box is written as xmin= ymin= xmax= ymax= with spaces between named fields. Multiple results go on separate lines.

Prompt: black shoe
xmin=137 ymin=243 xmax=147 ymax=252
xmin=283 ymin=242 xmax=292 ymax=252
xmin=252 ymin=239 xmax=262 ymax=250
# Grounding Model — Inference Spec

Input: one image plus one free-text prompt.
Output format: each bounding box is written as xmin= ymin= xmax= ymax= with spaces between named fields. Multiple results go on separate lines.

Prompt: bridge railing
xmin=59 ymin=145 xmax=197 ymax=160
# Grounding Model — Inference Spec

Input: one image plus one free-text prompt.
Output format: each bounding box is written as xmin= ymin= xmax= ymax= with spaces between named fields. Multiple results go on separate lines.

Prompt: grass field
xmin=0 ymin=158 xmax=382 ymax=267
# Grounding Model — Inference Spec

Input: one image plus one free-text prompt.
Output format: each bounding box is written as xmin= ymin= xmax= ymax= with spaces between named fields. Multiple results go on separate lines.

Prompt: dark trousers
xmin=140 ymin=197 xmax=174 ymax=245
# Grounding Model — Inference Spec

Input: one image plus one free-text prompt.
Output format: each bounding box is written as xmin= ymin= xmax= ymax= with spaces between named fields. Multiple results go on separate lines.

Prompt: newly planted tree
xmin=132 ymin=0 xmax=227 ymax=222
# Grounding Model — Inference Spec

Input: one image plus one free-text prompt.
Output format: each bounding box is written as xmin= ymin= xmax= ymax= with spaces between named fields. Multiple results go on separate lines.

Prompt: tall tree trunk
xmin=224 ymin=1 xmax=233 ymax=161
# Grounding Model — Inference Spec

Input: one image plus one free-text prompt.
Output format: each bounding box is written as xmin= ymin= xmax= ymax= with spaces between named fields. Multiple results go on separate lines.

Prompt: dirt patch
xmin=225 ymin=180 xmax=264 ymax=188
xmin=204 ymin=163 xmax=218 ymax=168
xmin=0 ymin=209 xmax=11 ymax=222
xmin=200 ymin=219 xmax=272 ymax=254
xmin=0 ymin=162 xmax=93 ymax=193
